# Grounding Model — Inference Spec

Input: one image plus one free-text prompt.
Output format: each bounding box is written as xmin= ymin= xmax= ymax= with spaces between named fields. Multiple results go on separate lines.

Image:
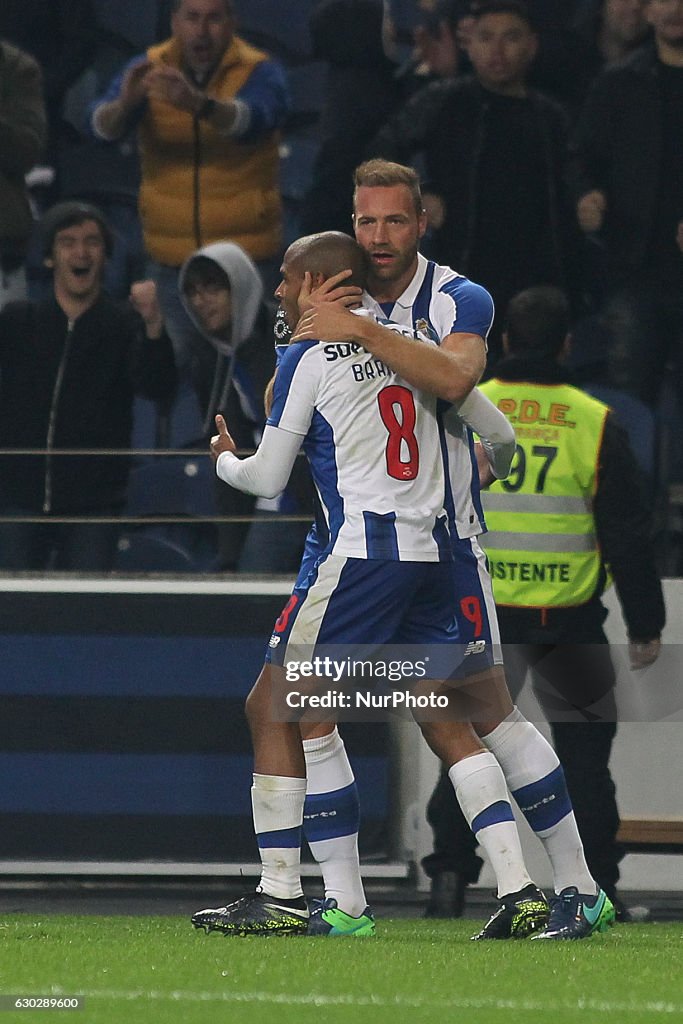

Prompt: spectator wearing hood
xmin=179 ymin=241 xmax=311 ymax=571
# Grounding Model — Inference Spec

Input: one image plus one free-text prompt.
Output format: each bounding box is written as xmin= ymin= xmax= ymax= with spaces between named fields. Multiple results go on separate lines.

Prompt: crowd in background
xmin=0 ymin=0 xmax=681 ymax=574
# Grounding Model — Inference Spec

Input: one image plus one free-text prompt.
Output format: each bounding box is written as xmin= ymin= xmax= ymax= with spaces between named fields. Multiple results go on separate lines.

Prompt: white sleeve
xmin=215 ymin=424 xmax=303 ymax=498
xmin=446 ymin=388 xmax=516 ymax=479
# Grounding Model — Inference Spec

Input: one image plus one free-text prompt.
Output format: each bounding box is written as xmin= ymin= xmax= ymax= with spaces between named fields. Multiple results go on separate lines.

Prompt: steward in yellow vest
xmin=481 ymin=377 xmax=608 ymax=608
xmin=479 ymin=288 xmax=664 ymax=643
xmin=416 ymin=286 xmax=666 ymax=924
xmin=478 ymin=286 xmax=664 ymax=908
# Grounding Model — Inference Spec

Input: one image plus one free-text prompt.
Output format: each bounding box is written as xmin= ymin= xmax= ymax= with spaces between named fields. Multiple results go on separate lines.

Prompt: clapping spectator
xmin=404 ymin=0 xmax=470 ymax=85
xmin=90 ymin=0 xmax=289 ymax=433
xmin=178 ymin=242 xmax=311 ymax=570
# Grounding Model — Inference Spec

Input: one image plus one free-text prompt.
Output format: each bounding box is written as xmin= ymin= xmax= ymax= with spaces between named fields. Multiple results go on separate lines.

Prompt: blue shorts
xmin=451 ymin=535 xmax=502 ymax=677
xmin=265 ymin=554 xmax=463 ymax=671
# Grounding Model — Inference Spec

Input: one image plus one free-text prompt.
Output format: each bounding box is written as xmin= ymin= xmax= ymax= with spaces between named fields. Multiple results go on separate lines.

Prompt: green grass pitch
xmin=1 ymin=915 xmax=682 ymax=1024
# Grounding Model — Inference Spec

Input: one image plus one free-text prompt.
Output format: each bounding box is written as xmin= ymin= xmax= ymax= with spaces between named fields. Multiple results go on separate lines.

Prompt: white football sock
xmin=448 ymin=751 xmax=532 ymax=898
xmin=252 ymin=773 xmax=306 ymax=900
xmin=482 ymin=707 xmax=595 ymax=893
xmin=303 ymin=728 xmax=367 ymax=917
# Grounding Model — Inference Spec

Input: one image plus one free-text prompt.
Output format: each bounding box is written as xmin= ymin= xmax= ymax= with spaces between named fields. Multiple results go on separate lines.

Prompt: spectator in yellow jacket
xmin=90 ymin=0 xmax=289 ymax=434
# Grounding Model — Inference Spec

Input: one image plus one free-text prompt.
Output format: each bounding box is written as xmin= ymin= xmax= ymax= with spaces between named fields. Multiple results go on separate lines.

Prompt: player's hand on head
xmin=210 ymin=414 xmax=237 ymax=463
xmin=297 ymin=271 xmax=314 ymax=314
xmin=292 ymin=302 xmax=358 ymax=343
xmin=297 ymin=270 xmax=362 ymax=315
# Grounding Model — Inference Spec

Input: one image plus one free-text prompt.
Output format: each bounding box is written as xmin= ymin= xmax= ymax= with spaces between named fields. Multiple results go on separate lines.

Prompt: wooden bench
xmin=617 ymin=817 xmax=683 ymax=854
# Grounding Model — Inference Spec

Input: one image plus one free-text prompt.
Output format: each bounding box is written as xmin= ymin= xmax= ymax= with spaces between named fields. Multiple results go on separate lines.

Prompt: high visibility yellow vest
xmin=479 ymin=378 xmax=609 ymax=608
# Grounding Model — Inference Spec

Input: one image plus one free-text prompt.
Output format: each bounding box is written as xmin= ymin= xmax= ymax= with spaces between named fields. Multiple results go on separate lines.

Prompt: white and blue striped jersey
xmin=267 ymin=309 xmax=451 ymax=562
xmin=361 ymin=253 xmax=495 ymax=539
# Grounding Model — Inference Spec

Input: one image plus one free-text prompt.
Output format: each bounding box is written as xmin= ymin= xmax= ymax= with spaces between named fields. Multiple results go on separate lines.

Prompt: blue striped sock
xmin=449 ymin=751 xmax=532 ymax=898
xmin=303 ymin=729 xmax=367 ymax=917
xmin=482 ymin=707 xmax=594 ymax=892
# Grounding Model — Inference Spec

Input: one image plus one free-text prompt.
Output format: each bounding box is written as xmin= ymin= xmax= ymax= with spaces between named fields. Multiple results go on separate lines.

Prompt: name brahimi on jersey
xmin=267 ymin=309 xmax=452 ymax=562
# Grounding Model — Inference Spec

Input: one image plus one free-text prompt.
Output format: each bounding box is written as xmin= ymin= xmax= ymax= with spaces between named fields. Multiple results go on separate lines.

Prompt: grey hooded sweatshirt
xmin=179 ymin=241 xmax=274 ymax=438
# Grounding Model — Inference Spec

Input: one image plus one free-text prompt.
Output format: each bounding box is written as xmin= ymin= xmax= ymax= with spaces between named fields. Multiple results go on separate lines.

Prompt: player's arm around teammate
xmin=294 ymin=297 xmax=485 ymax=404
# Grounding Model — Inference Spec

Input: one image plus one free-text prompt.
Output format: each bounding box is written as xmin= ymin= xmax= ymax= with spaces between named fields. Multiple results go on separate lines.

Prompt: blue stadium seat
xmin=122 ymin=455 xmax=218 ymax=572
xmin=115 ymin=530 xmax=197 ymax=573
xmin=125 ymin=457 xmax=216 ymax=517
xmin=166 ymin=377 xmax=205 ymax=449
xmin=133 ymin=377 xmax=205 ymax=453
xmin=131 ymin=395 xmax=159 ymax=452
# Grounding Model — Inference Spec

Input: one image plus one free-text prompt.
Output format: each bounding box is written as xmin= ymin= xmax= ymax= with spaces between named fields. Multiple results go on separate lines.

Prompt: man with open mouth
xmin=0 ymin=200 xmax=176 ymax=571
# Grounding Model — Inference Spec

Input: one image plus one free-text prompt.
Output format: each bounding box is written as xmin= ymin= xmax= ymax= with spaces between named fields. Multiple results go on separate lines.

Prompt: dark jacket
xmin=371 ymin=76 xmax=573 ymax=287
xmin=0 ymin=40 xmax=47 ymax=269
xmin=569 ymin=43 xmax=668 ymax=276
xmin=299 ymin=0 xmax=401 ymax=235
xmin=0 ymin=294 xmax=176 ymax=513
xmin=0 ymin=1 xmax=96 ymax=113
xmin=490 ymin=354 xmax=665 ymax=641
